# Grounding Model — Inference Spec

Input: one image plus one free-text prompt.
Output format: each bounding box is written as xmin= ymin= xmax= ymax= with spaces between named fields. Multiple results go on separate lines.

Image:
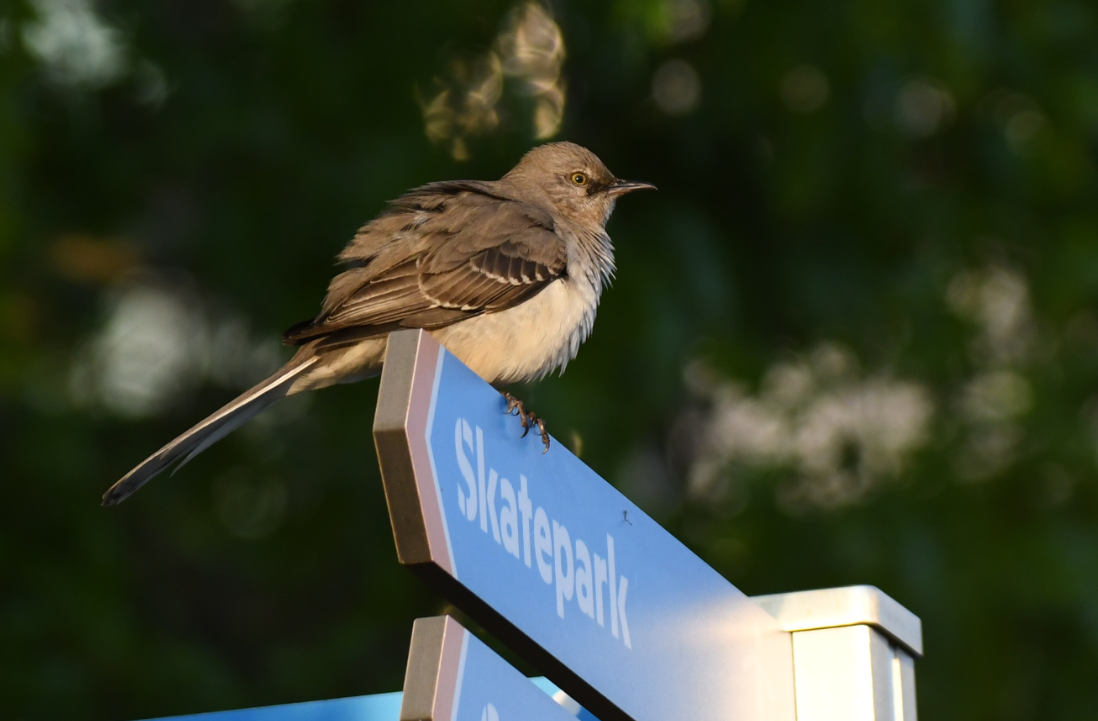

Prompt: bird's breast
xmin=432 ymin=277 xmax=599 ymax=385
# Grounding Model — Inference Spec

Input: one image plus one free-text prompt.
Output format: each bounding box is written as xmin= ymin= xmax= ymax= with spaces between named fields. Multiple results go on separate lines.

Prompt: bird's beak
xmin=607 ymin=179 xmax=657 ymax=197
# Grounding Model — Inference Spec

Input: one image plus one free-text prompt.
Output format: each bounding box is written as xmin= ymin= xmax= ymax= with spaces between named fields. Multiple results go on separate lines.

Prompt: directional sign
xmin=401 ymin=615 xmax=589 ymax=721
xmin=373 ymin=330 xmax=796 ymax=721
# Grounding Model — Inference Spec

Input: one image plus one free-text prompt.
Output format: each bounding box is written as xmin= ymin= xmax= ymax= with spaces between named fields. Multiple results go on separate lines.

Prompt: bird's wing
xmin=283 ymin=185 xmax=567 ymax=346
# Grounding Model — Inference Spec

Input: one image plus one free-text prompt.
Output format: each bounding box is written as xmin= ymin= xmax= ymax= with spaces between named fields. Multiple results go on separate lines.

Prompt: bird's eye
xmin=570 ymin=172 xmax=588 ymax=186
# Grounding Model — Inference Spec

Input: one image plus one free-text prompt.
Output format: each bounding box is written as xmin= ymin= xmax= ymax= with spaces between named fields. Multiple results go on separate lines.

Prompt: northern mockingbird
xmin=103 ymin=142 xmax=653 ymax=506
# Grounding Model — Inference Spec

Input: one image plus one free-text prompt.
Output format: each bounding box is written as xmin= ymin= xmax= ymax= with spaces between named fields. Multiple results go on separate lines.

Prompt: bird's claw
xmin=502 ymin=392 xmax=550 ymax=453
xmin=505 ymin=394 xmax=522 ymax=417
xmin=535 ymin=417 xmax=548 ymax=453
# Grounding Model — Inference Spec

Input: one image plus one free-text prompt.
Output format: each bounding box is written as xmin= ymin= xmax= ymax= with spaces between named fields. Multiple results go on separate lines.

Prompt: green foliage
xmin=4 ymin=0 xmax=1098 ymax=719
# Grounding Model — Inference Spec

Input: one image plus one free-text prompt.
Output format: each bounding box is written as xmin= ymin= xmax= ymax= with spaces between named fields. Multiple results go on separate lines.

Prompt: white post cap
xmin=751 ymin=585 xmax=923 ymax=657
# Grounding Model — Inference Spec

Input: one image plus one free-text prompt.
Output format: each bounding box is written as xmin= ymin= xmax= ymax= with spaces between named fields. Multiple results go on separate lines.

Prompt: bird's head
xmin=503 ymin=142 xmax=655 ymax=228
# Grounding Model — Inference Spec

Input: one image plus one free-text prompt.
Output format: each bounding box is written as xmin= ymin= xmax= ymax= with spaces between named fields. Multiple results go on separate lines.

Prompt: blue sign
xmin=136 ymin=677 xmax=591 ymax=721
xmin=140 ymin=692 xmax=402 ymax=720
xmin=402 ymin=616 xmax=596 ymax=721
xmin=373 ymin=331 xmax=796 ymax=721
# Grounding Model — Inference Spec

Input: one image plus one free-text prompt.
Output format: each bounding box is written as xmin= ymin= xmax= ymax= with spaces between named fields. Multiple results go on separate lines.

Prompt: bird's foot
xmin=503 ymin=392 xmax=550 ymax=453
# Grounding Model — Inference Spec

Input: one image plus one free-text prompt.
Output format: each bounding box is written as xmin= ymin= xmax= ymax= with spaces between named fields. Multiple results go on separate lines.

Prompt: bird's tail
xmin=102 ymin=355 xmax=320 ymax=507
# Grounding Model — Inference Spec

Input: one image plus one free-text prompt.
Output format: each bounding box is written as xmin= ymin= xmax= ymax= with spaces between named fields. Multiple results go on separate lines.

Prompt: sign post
xmin=373 ymin=329 xmax=797 ymax=721
xmin=753 ymin=585 xmax=922 ymax=721
xmin=129 ymin=332 xmax=924 ymax=721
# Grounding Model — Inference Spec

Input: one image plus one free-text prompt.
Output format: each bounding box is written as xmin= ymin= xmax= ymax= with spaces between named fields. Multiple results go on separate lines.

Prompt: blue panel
xmin=141 ymin=693 xmax=402 ymax=721
xmin=452 ymin=632 xmax=581 ymax=721
xmin=136 ymin=683 xmax=590 ymax=721
xmin=527 ymin=677 xmax=598 ymax=721
xmin=529 ymin=677 xmax=562 ymax=697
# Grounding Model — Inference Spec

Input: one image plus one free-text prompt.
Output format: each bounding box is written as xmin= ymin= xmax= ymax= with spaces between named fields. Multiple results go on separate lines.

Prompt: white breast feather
xmin=433 ymin=276 xmax=599 ymax=384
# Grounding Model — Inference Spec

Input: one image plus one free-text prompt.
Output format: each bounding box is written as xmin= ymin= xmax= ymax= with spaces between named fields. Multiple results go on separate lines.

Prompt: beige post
xmin=751 ymin=586 xmax=921 ymax=721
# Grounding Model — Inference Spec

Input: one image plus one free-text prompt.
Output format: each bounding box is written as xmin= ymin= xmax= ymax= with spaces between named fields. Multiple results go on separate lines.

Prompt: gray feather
xmin=101 ymin=356 xmax=319 ymax=506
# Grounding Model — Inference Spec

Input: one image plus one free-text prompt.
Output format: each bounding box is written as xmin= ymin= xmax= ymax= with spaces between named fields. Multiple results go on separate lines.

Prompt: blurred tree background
xmin=4 ymin=0 xmax=1098 ymax=718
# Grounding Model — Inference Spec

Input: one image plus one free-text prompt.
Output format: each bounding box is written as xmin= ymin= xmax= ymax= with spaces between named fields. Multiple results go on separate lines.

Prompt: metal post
xmin=751 ymin=585 xmax=921 ymax=721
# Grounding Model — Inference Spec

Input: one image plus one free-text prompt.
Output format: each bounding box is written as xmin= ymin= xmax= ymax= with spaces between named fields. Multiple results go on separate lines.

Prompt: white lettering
xmin=575 ymin=539 xmax=594 ymax=619
xmin=617 ymin=573 xmax=631 ymax=649
xmin=477 ymin=426 xmax=487 ymax=533
xmin=593 ymin=552 xmax=607 ymax=627
xmin=450 ymin=420 xmax=634 ymax=649
xmin=608 ymin=534 xmax=618 ymax=639
xmin=499 ymin=477 xmax=519 ymax=559
xmin=455 ymin=419 xmax=476 ymax=521
xmin=487 ymin=469 xmax=501 ymax=543
xmin=553 ymin=520 xmax=574 ymax=618
xmin=518 ymin=475 xmax=532 ymax=568
xmin=534 ymin=507 xmax=553 ymax=584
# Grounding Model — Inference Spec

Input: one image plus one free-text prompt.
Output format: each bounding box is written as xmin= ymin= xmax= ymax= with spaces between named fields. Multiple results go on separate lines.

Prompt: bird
xmin=102 ymin=142 xmax=654 ymax=506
